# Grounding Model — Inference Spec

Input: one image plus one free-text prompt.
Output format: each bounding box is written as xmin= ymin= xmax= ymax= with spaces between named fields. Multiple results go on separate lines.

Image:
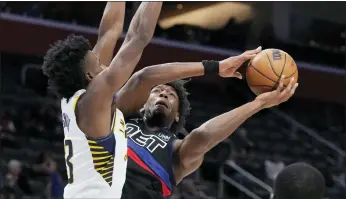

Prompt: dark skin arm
xmin=116 ymin=62 xmax=204 ymax=115
xmin=173 ymin=76 xmax=299 ymax=183
xmin=116 ymin=47 xmax=262 ymax=116
xmin=92 ymin=2 xmax=125 ymax=66
xmin=78 ymin=2 xmax=162 ymax=138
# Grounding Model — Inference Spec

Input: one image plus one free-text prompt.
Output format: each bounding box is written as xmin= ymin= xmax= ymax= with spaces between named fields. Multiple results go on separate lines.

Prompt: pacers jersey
xmin=121 ymin=117 xmax=177 ymax=199
xmin=61 ymin=89 xmax=128 ymax=198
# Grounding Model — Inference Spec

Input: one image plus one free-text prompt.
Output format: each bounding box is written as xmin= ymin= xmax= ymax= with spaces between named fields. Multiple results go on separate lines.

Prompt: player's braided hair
xmin=166 ymin=79 xmax=191 ymax=134
xmin=42 ymin=34 xmax=91 ymax=99
xmin=273 ymin=162 xmax=325 ymax=199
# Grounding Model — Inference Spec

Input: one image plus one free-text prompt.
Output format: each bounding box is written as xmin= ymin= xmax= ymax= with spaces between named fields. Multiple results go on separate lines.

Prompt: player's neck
xmin=143 ymin=113 xmax=172 ymax=132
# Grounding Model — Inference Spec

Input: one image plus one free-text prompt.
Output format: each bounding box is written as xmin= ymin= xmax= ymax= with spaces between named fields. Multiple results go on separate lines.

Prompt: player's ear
xmin=175 ymin=112 xmax=179 ymax=122
xmin=140 ymin=106 xmax=145 ymax=115
xmin=85 ymin=72 xmax=93 ymax=81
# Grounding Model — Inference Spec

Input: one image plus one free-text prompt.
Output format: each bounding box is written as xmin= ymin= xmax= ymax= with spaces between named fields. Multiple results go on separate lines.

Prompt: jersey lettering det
xmin=126 ymin=123 xmax=169 ymax=153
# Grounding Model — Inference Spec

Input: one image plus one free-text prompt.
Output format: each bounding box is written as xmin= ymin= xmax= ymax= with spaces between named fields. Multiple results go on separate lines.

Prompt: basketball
xmin=246 ymin=48 xmax=298 ymax=95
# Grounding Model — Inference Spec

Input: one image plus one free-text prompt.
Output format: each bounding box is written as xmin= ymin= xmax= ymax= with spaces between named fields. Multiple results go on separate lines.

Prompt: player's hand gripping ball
xmin=255 ymin=75 xmax=298 ymax=109
xmin=246 ymin=49 xmax=298 ymax=95
xmin=219 ymin=46 xmax=262 ymax=79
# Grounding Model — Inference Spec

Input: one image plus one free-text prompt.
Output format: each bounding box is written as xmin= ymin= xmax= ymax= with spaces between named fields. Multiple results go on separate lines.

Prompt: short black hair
xmin=42 ymin=34 xmax=91 ymax=99
xmin=166 ymin=80 xmax=190 ymax=134
xmin=273 ymin=162 xmax=325 ymax=199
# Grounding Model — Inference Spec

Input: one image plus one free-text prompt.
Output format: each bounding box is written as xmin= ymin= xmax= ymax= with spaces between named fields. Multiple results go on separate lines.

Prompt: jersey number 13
xmin=64 ymin=140 xmax=74 ymax=184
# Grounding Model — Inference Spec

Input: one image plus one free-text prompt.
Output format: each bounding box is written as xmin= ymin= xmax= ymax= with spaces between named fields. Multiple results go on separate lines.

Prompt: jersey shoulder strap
xmin=61 ymin=89 xmax=86 ymax=111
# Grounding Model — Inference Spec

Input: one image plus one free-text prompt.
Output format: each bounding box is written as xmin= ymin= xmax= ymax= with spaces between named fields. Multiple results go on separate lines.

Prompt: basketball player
xmin=42 ymin=2 xmax=162 ymax=198
xmin=113 ymin=47 xmax=299 ymax=198
xmin=270 ymin=162 xmax=325 ymax=199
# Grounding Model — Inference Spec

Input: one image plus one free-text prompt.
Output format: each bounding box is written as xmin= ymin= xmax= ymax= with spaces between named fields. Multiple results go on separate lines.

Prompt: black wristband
xmin=202 ymin=60 xmax=219 ymax=75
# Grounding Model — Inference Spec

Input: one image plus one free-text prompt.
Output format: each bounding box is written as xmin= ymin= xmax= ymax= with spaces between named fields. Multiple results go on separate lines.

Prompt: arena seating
xmin=1 ymin=56 xmax=345 ymax=198
xmin=189 ymin=85 xmax=344 ymax=199
xmin=1 ymin=2 xmax=345 ymax=198
xmin=2 ymin=2 xmax=346 ymax=68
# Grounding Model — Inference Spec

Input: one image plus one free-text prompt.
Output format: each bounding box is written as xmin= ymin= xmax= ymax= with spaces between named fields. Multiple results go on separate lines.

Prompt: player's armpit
xmin=92 ymin=2 xmax=125 ymax=66
xmin=76 ymin=2 xmax=162 ymax=138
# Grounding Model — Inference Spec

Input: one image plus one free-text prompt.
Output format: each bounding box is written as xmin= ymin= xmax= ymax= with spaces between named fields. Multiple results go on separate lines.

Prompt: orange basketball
xmin=246 ymin=48 xmax=298 ymax=95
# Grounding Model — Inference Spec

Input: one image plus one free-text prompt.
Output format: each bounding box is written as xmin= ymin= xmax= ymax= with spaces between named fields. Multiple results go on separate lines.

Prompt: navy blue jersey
xmin=122 ymin=117 xmax=177 ymax=199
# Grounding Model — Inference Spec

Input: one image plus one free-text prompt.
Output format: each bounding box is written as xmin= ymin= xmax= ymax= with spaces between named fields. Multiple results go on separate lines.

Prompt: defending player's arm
xmin=173 ymin=77 xmax=299 ymax=183
xmin=92 ymin=2 xmax=125 ymax=66
xmin=79 ymin=2 xmax=162 ymax=138
xmin=116 ymin=47 xmax=262 ymax=116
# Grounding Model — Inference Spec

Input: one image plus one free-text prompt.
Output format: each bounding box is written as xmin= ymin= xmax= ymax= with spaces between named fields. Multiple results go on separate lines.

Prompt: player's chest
xmin=126 ymin=122 xmax=172 ymax=154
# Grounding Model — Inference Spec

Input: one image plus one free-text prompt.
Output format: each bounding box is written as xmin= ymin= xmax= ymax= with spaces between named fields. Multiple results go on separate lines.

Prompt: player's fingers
xmin=283 ymin=80 xmax=298 ymax=101
xmin=286 ymin=77 xmax=295 ymax=91
xmin=290 ymin=83 xmax=299 ymax=96
xmin=279 ymin=75 xmax=286 ymax=90
xmin=275 ymin=76 xmax=284 ymax=95
xmin=245 ymin=46 xmax=262 ymax=55
xmin=233 ymin=72 xmax=243 ymax=79
xmin=283 ymin=77 xmax=295 ymax=97
xmin=276 ymin=75 xmax=287 ymax=98
xmin=242 ymin=54 xmax=257 ymax=60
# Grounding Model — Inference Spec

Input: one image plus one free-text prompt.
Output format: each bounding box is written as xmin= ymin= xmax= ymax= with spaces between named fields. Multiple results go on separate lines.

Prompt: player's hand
xmin=255 ymin=75 xmax=299 ymax=109
xmin=219 ymin=46 xmax=262 ymax=79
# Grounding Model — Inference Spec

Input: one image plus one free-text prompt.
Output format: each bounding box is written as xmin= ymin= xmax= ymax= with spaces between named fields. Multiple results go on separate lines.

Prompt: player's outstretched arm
xmin=78 ymin=2 xmax=162 ymax=138
xmin=90 ymin=2 xmax=162 ymax=96
xmin=92 ymin=2 xmax=125 ymax=66
xmin=116 ymin=47 xmax=262 ymax=116
xmin=173 ymin=76 xmax=299 ymax=183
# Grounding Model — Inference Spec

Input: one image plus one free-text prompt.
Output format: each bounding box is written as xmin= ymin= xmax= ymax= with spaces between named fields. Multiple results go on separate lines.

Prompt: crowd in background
xmin=0 ymin=1 xmax=345 ymax=199
xmin=0 ymin=104 xmax=217 ymax=199
xmin=1 ymin=82 xmax=345 ymax=198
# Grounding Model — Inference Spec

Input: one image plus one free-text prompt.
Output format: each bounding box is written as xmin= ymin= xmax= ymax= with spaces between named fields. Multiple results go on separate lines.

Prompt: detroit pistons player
xmin=42 ymin=2 xmax=162 ymax=198
xmin=113 ymin=48 xmax=298 ymax=198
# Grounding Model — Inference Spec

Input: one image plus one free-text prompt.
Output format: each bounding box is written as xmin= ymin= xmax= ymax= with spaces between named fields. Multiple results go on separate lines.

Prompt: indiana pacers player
xmin=42 ymin=2 xmax=162 ymax=198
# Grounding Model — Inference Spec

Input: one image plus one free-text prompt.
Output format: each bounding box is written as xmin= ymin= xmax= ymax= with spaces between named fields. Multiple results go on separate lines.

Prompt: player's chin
xmin=153 ymin=106 xmax=170 ymax=116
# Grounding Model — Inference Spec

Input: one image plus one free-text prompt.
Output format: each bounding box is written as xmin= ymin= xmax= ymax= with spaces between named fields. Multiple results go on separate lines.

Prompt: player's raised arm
xmin=77 ymin=2 xmax=162 ymax=138
xmin=89 ymin=2 xmax=162 ymax=95
xmin=172 ymin=77 xmax=299 ymax=183
xmin=92 ymin=2 xmax=125 ymax=66
xmin=116 ymin=47 xmax=262 ymax=116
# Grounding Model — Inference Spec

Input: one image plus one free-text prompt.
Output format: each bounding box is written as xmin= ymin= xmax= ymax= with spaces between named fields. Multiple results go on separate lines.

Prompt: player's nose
xmin=159 ymin=92 xmax=168 ymax=99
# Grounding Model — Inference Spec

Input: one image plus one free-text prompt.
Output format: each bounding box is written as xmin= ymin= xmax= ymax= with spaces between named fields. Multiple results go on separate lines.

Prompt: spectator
xmin=264 ymin=153 xmax=285 ymax=185
xmin=0 ymin=111 xmax=16 ymax=133
xmin=3 ymin=159 xmax=32 ymax=197
xmin=45 ymin=160 xmax=64 ymax=199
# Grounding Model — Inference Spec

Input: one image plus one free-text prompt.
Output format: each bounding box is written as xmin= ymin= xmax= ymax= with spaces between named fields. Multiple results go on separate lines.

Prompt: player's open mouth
xmin=155 ymin=101 xmax=169 ymax=108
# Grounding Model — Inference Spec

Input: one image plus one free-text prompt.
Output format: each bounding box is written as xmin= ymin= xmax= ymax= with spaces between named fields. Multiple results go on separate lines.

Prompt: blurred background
xmin=0 ymin=1 xmax=345 ymax=199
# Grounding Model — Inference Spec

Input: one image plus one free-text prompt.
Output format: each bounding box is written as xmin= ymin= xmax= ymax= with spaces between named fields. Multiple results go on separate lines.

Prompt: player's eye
xmin=169 ymin=93 xmax=177 ymax=98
